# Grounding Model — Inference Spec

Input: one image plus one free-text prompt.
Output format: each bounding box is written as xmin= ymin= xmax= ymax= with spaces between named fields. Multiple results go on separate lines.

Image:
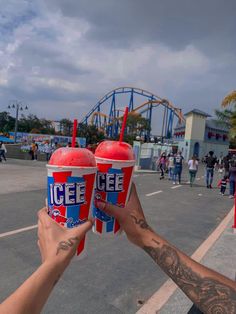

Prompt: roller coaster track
xmin=80 ymin=87 xmax=185 ymax=138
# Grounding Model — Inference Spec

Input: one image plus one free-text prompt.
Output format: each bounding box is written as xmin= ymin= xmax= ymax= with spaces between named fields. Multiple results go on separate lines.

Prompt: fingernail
xmin=96 ymin=201 xmax=105 ymax=210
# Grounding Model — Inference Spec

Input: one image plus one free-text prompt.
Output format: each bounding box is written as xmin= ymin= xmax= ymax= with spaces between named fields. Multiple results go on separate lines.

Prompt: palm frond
xmin=221 ymin=90 xmax=236 ymax=107
xmin=215 ymin=109 xmax=232 ymax=126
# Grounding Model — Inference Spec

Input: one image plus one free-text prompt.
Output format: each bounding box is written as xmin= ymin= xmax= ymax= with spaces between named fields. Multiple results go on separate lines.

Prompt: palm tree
xmin=221 ymin=90 xmax=236 ymax=107
xmin=216 ymin=90 xmax=236 ymax=146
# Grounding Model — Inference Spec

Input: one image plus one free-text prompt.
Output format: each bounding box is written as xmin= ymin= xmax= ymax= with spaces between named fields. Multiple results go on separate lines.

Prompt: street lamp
xmin=8 ymin=102 xmax=29 ymax=143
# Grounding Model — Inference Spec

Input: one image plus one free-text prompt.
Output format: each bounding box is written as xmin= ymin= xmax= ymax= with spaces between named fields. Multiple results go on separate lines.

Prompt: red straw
xmin=119 ymin=106 xmax=129 ymax=142
xmin=72 ymin=119 xmax=78 ymax=147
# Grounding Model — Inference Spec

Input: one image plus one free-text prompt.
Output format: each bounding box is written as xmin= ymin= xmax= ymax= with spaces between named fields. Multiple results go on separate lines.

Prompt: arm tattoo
xmin=144 ymin=239 xmax=236 ymax=313
xmin=130 ymin=215 xmax=151 ymax=230
xmin=56 ymin=237 xmax=79 ymax=255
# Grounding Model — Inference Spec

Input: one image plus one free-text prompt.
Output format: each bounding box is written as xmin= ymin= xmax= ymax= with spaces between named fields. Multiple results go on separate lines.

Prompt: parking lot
xmin=0 ymin=159 xmax=233 ymax=314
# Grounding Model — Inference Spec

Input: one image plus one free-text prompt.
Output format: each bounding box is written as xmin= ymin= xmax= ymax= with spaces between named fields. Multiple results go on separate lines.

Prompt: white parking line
xmin=0 ymin=225 xmax=37 ymax=239
xmin=146 ymin=190 xmax=163 ymax=197
xmin=171 ymin=185 xmax=182 ymax=189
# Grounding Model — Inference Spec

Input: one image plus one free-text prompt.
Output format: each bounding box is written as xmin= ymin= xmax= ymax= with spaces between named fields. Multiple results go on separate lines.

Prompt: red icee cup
xmin=93 ymin=141 xmax=135 ymax=235
xmin=47 ymin=148 xmax=97 ymax=255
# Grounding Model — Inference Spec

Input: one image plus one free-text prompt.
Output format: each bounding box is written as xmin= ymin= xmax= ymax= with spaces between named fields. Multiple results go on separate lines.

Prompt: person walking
xmin=188 ymin=155 xmax=198 ymax=187
xmin=167 ymin=153 xmax=175 ymax=180
xmin=173 ymin=151 xmax=184 ymax=184
xmin=158 ymin=153 xmax=167 ymax=180
xmin=217 ymin=175 xmax=229 ymax=195
xmin=223 ymin=154 xmax=230 ymax=177
xmin=44 ymin=141 xmax=52 ymax=162
xmin=34 ymin=143 xmax=38 ymax=161
xmin=205 ymin=151 xmax=217 ymax=188
xmin=0 ymin=141 xmax=7 ymax=162
xmin=30 ymin=141 xmax=36 ymax=160
xmin=229 ymin=156 xmax=236 ymax=199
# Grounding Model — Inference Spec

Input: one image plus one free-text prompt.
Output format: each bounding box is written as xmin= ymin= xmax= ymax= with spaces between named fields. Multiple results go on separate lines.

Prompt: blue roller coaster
xmin=80 ymin=87 xmax=184 ymax=139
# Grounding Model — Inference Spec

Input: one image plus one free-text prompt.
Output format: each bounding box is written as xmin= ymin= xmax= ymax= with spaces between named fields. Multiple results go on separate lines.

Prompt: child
xmin=217 ymin=175 xmax=229 ymax=195
xmin=158 ymin=153 xmax=167 ymax=180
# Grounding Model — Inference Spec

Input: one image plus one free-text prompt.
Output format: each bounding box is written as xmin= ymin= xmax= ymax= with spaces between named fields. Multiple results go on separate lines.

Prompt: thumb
xmin=96 ymin=201 xmax=125 ymax=221
xmin=71 ymin=218 xmax=94 ymax=239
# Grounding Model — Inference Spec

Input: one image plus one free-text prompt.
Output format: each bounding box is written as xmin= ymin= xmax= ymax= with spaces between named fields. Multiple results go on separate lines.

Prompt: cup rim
xmin=46 ymin=164 xmax=97 ymax=170
xmin=95 ymin=156 xmax=136 ymax=163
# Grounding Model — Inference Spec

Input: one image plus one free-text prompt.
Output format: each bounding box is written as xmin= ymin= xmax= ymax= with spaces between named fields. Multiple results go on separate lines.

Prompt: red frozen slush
xmin=49 ymin=147 xmax=96 ymax=167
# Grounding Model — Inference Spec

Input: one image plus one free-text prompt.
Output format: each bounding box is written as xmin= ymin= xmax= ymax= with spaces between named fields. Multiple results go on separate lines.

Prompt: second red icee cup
xmin=47 ymin=147 xmax=97 ymax=255
xmin=93 ymin=140 xmax=135 ymax=235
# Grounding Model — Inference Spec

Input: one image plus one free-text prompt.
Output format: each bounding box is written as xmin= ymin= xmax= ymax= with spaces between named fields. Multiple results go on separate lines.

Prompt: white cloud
xmin=0 ymin=0 xmax=235 ymax=126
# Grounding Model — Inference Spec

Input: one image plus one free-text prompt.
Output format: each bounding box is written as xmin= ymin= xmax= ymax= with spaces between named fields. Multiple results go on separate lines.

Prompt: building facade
xmin=174 ymin=109 xmax=229 ymax=160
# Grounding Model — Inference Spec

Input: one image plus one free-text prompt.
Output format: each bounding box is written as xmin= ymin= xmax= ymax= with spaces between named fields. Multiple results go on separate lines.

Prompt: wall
xmin=201 ymin=142 xmax=229 ymax=158
xmin=5 ymin=144 xmax=47 ymax=161
xmin=179 ymin=140 xmax=229 ymax=160
xmin=185 ymin=114 xmax=206 ymax=140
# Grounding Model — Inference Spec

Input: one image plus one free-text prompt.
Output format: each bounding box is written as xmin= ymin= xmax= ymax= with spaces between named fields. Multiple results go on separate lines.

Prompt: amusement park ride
xmin=80 ymin=87 xmax=185 ymax=140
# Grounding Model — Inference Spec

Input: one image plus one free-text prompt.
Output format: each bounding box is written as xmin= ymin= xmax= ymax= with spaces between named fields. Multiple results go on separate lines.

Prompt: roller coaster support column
xmin=166 ymin=110 xmax=174 ymax=138
xmin=107 ymin=92 xmax=116 ymax=138
xmin=147 ymin=102 xmax=153 ymax=139
xmin=129 ymin=89 xmax=134 ymax=111
xmin=161 ymin=106 xmax=167 ymax=143
xmin=98 ymin=105 xmax=101 ymax=129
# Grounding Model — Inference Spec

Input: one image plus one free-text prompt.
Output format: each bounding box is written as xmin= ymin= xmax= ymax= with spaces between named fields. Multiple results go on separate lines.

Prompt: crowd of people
xmin=157 ymin=151 xmax=196 ymax=186
xmin=156 ymin=150 xmax=236 ymax=195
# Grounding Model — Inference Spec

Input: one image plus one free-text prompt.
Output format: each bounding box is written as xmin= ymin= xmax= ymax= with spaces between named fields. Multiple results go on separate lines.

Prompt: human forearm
xmin=97 ymin=183 xmax=236 ymax=313
xmin=0 ymin=260 xmax=67 ymax=314
xmin=141 ymin=231 xmax=236 ymax=313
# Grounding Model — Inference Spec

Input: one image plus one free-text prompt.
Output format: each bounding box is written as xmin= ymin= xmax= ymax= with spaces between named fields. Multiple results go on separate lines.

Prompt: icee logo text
xmin=50 ymin=182 xmax=85 ymax=206
xmin=96 ymin=173 xmax=124 ymax=192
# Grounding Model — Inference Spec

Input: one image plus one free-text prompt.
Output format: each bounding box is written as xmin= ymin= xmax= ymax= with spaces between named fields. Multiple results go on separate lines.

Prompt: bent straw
xmin=72 ymin=119 xmax=78 ymax=147
xmin=119 ymin=106 xmax=129 ymax=142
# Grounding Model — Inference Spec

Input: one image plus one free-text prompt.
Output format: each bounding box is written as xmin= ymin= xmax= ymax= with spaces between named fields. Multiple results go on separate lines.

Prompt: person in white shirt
xmin=0 ymin=141 xmax=7 ymax=162
xmin=44 ymin=141 xmax=52 ymax=162
xmin=188 ymin=156 xmax=199 ymax=187
xmin=167 ymin=153 xmax=175 ymax=180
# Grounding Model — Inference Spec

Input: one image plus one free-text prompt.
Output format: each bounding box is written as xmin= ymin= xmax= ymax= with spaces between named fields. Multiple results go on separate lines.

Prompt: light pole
xmin=8 ymin=102 xmax=28 ymax=143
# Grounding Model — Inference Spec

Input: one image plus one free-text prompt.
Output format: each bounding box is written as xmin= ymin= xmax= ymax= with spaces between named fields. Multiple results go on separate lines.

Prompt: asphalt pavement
xmin=0 ymin=159 xmax=233 ymax=314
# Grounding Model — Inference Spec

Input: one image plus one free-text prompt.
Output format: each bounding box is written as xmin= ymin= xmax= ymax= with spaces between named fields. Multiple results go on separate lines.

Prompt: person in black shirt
xmin=223 ymin=154 xmax=230 ymax=177
xmin=205 ymin=151 xmax=217 ymax=188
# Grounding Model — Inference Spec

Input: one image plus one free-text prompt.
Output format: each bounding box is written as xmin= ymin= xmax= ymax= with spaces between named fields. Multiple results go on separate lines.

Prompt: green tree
xmin=110 ymin=113 xmax=151 ymax=144
xmin=18 ymin=114 xmax=42 ymax=133
xmin=125 ymin=113 xmax=151 ymax=136
xmin=0 ymin=111 xmax=15 ymax=132
xmin=39 ymin=119 xmax=55 ymax=134
xmin=18 ymin=114 xmax=55 ymax=134
xmin=78 ymin=123 xmax=105 ymax=144
xmin=215 ymin=90 xmax=236 ymax=147
xmin=60 ymin=119 xmax=73 ymax=136
xmin=221 ymin=90 xmax=236 ymax=107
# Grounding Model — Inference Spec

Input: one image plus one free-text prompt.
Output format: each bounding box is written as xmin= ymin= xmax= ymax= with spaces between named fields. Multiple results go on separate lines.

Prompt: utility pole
xmin=8 ymin=102 xmax=28 ymax=143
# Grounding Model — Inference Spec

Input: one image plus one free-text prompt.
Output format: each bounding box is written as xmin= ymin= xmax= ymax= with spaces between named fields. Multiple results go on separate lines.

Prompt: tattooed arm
xmin=97 ymin=183 xmax=236 ymax=314
xmin=0 ymin=208 xmax=93 ymax=314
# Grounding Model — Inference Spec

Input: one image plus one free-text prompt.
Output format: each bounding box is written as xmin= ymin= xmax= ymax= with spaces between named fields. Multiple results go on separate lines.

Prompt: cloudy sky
xmin=0 ymin=0 xmax=235 ymax=130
